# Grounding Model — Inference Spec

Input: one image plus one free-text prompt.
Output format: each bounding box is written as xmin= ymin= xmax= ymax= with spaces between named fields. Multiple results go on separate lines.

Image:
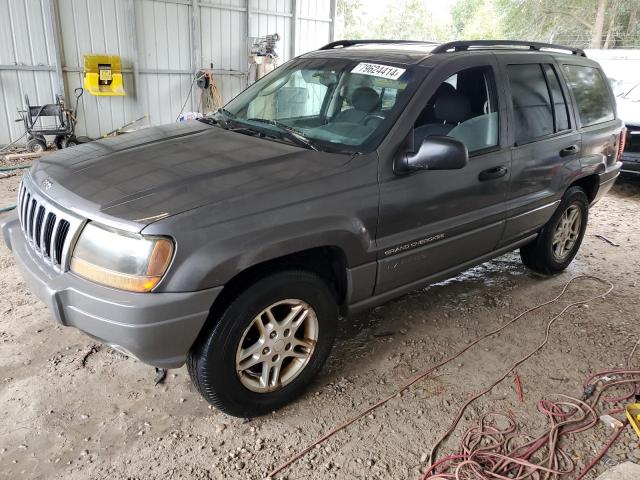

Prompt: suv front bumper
xmin=1 ymin=214 xmax=221 ymax=368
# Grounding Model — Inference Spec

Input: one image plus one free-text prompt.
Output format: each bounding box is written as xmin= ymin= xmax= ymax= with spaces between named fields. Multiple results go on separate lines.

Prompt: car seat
xmin=333 ymin=87 xmax=381 ymax=124
xmin=414 ymin=89 xmax=471 ymax=143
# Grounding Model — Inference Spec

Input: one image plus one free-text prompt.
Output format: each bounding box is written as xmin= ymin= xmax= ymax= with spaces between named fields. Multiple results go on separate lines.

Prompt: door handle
xmin=478 ymin=165 xmax=508 ymax=181
xmin=560 ymin=144 xmax=580 ymax=157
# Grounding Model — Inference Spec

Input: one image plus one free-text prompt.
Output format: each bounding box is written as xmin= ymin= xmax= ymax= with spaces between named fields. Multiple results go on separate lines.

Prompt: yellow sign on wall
xmin=83 ymin=54 xmax=125 ymax=96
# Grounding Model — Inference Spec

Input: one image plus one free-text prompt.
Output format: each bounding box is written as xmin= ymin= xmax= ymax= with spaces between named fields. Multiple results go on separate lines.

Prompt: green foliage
xmin=368 ymin=0 xmax=453 ymax=41
xmin=337 ymin=0 xmax=365 ymax=39
xmin=452 ymin=0 xmax=640 ymax=48
xmin=336 ymin=0 xmax=640 ymax=48
xmin=336 ymin=0 xmax=455 ymax=42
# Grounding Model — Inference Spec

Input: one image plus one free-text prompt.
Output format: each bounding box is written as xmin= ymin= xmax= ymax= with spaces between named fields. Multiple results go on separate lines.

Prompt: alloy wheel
xmin=551 ymin=204 xmax=582 ymax=261
xmin=235 ymin=299 xmax=318 ymax=393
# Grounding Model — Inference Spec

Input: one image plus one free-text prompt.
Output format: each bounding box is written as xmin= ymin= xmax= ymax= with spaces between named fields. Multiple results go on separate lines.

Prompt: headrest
xmin=351 ymin=87 xmax=380 ymax=112
xmin=433 ymin=82 xmax=456 ymax=99
xmin=434 ymin=90 xmax=471 ymax=124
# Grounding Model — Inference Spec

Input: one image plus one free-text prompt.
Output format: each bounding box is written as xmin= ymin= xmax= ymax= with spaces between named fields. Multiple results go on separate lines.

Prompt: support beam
xmin=290 ymin=0 xmax=298 ymax=59
xmin=246 ymin=0 xmax=252 ymax=88
xmin=191 ymin=0 xmax=201 ymax=74
xmin=126 ymin=0 xmax=141 ymax=108
xmin=191 ymin=0 xmax=201 ymax=110
xmin=246 ymin=0 xmax=252 ymax=38
xmin=329 ymin=0 xmax=337 ymax=42
xmin=0 ymin=64 xmax=55 ymax=72
xmin=45 ymin=0 xmax=66 ymax=101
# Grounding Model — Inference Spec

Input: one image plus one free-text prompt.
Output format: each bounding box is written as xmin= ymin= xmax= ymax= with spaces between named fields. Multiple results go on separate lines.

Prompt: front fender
xmin=143 ymin=154 xmax=380 ymax=292
xmin=168 ymin=218 xmax=375 ymax=291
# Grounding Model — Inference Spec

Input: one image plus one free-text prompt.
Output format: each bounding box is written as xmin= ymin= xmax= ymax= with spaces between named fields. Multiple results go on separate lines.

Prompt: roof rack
xmin=319 ymin=39 xmax=438 ymax=50
xmin=431 ymin=40 xmax=586 ymax=57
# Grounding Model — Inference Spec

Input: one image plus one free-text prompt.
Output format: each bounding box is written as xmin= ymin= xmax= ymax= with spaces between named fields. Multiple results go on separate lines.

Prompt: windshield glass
xmin=219 ymin=57 xmax=422 ymax=153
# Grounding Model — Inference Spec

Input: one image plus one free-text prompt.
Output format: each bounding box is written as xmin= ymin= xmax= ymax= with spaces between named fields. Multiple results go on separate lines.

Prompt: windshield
xmin=218 ymin=57 xmax=422 ymax=153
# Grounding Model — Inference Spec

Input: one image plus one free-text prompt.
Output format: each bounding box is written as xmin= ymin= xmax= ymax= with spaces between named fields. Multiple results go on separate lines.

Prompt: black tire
xmin=54 ymin=135 xmax=66 ymax=150
xmin=26 ymin=137 xmax=46 ymax=153
xmin=520 ymin=186 xmax=589 ymax=274
xmin=62 ymin=136 xmax=78 ymax=148
xmin=188 ymin=270 xmax=338 ymax=417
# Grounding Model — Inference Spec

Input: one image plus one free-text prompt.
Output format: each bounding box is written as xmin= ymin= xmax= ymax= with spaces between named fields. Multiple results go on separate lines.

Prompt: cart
xmin=16 ymin=88 xmax=84 ymax=152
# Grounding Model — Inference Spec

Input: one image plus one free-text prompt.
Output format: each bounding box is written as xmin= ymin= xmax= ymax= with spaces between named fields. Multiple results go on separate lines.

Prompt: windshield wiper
xmin=197 ymin=116 xmax=219 ymax=126
xmin=245 ymin=118 xmax=318 ymax=151
xmin=205 ymin=108 xmax=236 ymax=128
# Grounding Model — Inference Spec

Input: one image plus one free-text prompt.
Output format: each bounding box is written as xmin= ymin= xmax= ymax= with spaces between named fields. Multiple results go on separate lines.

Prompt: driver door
xmin=375 ymin=57 xmax=510 ymax=294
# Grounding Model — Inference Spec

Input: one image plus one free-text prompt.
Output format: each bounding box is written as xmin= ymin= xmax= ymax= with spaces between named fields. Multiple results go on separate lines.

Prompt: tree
xmin=336 ymin=0 xmax=640 ymax=49
xmin=452 ymin=0 xmax=640 ymax=49
xmin=336 ymin=0 xmax=365 ymax=39
xmin=368 ymin=0 xmax=441 ymax=41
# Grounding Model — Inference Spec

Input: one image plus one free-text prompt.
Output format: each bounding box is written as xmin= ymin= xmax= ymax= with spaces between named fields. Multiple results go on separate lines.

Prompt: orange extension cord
xmin=422 ymin=371 xmax=639 ymax=479
xmin=267 ymin=275 xmax=618 ymax=479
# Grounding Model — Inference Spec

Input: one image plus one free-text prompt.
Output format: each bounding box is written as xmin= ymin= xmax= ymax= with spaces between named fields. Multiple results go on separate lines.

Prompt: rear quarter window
xmin=563 ymin=65 xmax=614 ymax=127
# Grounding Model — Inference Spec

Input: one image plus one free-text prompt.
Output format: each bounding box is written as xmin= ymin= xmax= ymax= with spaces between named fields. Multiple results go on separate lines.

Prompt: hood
xmin=31 ymin=121 xmax=351 ymax=231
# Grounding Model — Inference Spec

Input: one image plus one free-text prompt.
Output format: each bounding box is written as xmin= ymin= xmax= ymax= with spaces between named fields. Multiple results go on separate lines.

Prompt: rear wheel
xmin=62 ymin=136 xmax=78 ymax=148
xmin=187 ymin=270 xmax=338 ymax=417
xmin=55 ymin=135 xmax=78 ymax=149
xmin=520 ymin=186 xmax=589 ymax=274
xmin=54 ymin=135 xmax=66 ymax=150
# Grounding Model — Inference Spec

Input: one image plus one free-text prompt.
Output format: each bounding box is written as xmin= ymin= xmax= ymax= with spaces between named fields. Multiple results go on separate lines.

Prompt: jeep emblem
xmin=41 ymin=178 xmax=53 ymax=190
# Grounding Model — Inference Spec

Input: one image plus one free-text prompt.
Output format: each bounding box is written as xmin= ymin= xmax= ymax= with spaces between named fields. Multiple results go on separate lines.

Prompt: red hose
xmin=266 ymin=276 xmax=615 ymax=479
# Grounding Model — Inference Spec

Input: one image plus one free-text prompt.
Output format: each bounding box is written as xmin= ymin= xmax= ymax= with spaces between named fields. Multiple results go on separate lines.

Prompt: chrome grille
xmin=17 ymin=176 xmax=84 ymax=272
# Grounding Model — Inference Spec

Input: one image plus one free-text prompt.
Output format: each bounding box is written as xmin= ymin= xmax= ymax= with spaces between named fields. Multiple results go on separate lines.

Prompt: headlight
xmin=70 ymin=222 xmax=174 ymax=292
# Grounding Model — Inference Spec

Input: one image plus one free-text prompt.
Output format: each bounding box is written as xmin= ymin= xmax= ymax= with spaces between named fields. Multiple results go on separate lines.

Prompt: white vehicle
xmin=616 ymin=82 xmax=640 ymax=175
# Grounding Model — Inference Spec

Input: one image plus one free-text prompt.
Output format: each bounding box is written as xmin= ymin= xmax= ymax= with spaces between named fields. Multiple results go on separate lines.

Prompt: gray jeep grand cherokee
xmin=1 ymin=40 xmax=623 ymax=417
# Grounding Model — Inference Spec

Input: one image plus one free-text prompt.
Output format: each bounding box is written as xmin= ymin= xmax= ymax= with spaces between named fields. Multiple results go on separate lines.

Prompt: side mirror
xmin=394 ymin=135 xmax=469 ymax=174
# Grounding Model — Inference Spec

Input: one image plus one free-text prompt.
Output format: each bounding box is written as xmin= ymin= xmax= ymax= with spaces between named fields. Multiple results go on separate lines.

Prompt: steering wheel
xmin=363 ymin=114 xmax=384 ymax=127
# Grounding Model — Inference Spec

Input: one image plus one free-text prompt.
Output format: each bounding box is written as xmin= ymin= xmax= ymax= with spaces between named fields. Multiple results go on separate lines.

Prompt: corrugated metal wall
xmin=0 ymin=0 xmax=335 ymax=144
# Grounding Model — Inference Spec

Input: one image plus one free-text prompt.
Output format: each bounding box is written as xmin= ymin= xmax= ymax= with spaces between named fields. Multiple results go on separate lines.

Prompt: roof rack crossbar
xmin=431 ymin=40 xmax=586 ymax=57
xmin=319 ymin=39 xmax=438 ymax=50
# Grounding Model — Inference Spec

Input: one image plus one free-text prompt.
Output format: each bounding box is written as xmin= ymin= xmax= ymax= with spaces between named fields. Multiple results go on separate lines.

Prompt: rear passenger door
xmin=496 ymin=54 xmax=582 ymax=245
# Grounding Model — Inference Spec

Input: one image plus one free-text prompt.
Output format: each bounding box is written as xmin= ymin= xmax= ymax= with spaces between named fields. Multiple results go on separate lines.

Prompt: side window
xmin=562 ymin=65 xmax=614 ymax=127
xmin=414 ymin=66 xmax=498 ymax=154
xmin=543 ymin=64 xmax=570 ymax=132
xmin=507 ymin=64 xmax=554 ymax=144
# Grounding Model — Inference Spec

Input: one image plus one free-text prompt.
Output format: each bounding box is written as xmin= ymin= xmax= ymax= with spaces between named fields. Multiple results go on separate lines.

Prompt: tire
xmin=62 ymin=136 xmax=78 ymax=148
xmin=188 ymin=270 xmax=338 ymax=417
xmin=26 ymin=137 xmax=46 ymax=153
xmin=54 ymin=135 xmax=66 ymax=150
xmin=520 ymin=186 xmax=589 ymax=274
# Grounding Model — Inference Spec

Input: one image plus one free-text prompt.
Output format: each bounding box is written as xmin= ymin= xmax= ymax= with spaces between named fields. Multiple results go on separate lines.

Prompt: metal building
xmin=0 ymin=0 xmax=336 ymax=144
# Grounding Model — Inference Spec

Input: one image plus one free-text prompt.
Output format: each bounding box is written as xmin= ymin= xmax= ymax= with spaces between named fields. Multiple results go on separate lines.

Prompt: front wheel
xmin=26 ymin=137 xmax=46 ymax=153
xmin=187 ymin=270 xmax=338 ymax=417
xmin=520 ymin=186 xmax=589 ymax=274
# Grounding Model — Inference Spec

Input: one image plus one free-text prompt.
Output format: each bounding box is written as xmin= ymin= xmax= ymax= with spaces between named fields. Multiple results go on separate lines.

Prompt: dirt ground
xmin=0 ymin=169 xmax=639 ymax=480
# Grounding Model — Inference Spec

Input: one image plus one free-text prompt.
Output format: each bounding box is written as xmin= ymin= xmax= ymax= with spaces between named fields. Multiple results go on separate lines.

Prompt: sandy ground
xmin=0 ymin=168 xmax=639 ymax=480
